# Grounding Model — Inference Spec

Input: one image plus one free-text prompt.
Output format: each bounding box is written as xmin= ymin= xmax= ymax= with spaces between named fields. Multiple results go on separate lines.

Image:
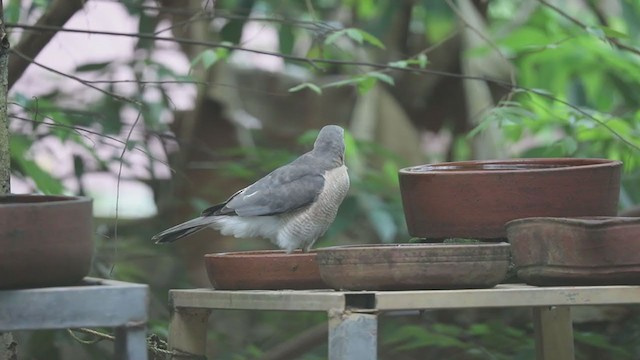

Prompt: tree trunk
xmin=0 ymin=2 xmax=16 ymax=359
xmin=0 ymin=0 xmax=9 ymax=193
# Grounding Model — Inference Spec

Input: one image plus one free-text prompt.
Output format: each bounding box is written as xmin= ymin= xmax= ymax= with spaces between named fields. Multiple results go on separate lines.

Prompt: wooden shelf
xmin=0 ymin=277 xmax=149 ymax=360
xmin=170 ymin=283 xmax=640 ymax=311
xmin=168 ymin=284 xmax=640 ymax=360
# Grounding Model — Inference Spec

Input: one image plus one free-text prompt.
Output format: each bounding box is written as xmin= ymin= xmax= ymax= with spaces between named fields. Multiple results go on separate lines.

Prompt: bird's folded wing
xmin=204 ymin=167 xmax=326 ymax=217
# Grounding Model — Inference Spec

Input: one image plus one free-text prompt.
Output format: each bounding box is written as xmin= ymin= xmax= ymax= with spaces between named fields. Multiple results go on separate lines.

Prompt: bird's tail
xmin=153 ymin=216 xmax=214 ymax=244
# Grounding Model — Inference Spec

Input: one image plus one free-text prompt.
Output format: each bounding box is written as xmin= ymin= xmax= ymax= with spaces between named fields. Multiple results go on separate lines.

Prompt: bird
xmin=152 ymin=125 xmax=350 ymax=253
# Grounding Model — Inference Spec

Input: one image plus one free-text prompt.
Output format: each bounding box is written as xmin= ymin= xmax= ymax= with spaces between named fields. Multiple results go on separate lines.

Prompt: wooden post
xmin=328 ymin=310 xmax=378 ymax=360
xmin=168 ymin=308 xmax=211 ymax=359
xmin=115 ymin=325 xmax=148 ymax=360
xmin=533 ymin=306 xmax=575 ymax=360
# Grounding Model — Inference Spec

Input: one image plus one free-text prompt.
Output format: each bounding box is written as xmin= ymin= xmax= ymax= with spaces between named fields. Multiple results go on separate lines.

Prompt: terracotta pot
xmin=399 ymin=158 xmax=621 ymax=239
xmin=506 ymin=216 xmax=640 ymax=286
xmin=204 ymin=250 xmax=327 ymax=290
xmin=0 ymin=195 xmax=94 ymax=289
xmin=316 ymin=243 xmax=511 ymax=290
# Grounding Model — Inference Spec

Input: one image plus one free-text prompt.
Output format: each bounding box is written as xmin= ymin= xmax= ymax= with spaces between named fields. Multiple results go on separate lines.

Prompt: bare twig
xmin=8 ymin=0 xmax=86 ymax=89
xmin=10 ymin=49 xmax=140 ymax=104
xmin=110 ymin=108 xmax=144 ymax=277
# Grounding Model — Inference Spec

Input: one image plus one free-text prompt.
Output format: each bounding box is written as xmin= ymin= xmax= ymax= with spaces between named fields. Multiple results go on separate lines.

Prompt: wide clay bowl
xmin=399 ymin=158 xmax=621 ymax=239
xmin=0 ymin=194 xmax=94 ymax=289
xmin=506 ymin=217 xmax=640 ymax=286
xmin=204 ymin=250 xmax=327 ymax=290
xmin=316 ymin=243 xmax=511 ymax=291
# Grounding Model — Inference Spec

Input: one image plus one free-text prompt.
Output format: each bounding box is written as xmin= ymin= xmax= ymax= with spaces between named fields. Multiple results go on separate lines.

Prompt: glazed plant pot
xmin=0 ymin=194 xmax=94 ymax=289
xmin=398 ymin=158 xmax=621 ymax=239
xmin=506 ymin=217 xmax=640 ymax=286
xmin=204 ymin=250 xmax=327 ymax=290
xmin=316 ymin=243 xmax=511 ymax=291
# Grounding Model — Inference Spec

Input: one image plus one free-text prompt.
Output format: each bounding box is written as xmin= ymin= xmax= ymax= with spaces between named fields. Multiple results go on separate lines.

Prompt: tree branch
xmin=5 ymin=22 xmax=502 ymax=83
xmin=10 ymin=49 xmax=139 ymax=104
xmin=538 ymin=0 xmax=640 ymax=57
xmin=8 ymin=0 xmax=86 ymax=89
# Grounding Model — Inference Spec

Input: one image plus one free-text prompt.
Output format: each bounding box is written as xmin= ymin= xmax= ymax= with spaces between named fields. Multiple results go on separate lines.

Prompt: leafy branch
xmin=537 ymin=0 xmax=640 ymax=57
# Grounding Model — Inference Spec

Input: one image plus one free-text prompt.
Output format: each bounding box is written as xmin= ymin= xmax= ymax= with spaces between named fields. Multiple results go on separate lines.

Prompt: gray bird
xmin=153 ymin=125 xmax=350 ymax=253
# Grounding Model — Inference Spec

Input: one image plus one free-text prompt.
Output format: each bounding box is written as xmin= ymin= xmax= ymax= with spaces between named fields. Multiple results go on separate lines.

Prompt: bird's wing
xmin=202 ymin=162 xmax=326 ymax=217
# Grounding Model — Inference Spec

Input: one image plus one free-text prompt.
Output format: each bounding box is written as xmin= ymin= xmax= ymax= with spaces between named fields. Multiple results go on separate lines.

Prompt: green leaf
xmin=10 ymin=136 xmax=64 ymax=194
xmin=357 ymin=76 xmax=377 ymax=94
xmin=389 ymin=54 xmax=427 ymax=69
xmin=136 ymin=11 xmax=157 ymax=50
xmin=324 ymin=29 xmax=347 ymax=46
xmin=194 ymin=49 xmax=219 ymax=69
xmin=288 ymin=82 xmax=322 ymax=95
xmin=367 ymin=72 xmax=394 ymax=86
xmin=346 ymin=28 xmax=364 ymax=44
xmin=75 ymin=62 xmax=111 ymax=73
xmin=5 ymin=0 xmax=22 ymax=23
xmin=388 ymin=60 xmax=408 ymax=69
xmin=415 ymin=53 xmax=428 ymax=68
xmin=278 ymin=25 xmax=295 ymax=55
xmin=325 ymin=28 xmax=386 ymax=49
xmin=597 ymin=26 xmax=629 ymax=39
xmin=324 ymin=77 xmax=363 ymax=89
xmin=358 ymin=29 xmax=386 ymax=49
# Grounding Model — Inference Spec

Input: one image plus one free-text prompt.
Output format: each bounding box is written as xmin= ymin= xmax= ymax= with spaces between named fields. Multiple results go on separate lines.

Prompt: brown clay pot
xmin=506 ymin=216 xmax=640 ymax=286
xmin=316 ymin=243 xmax=511 ymax=290
xmin=398 ymin=158 xmax=621 ymax=239
xmin=204 ymin=250 xmax=327 ymax=290
xmin=0 ymin=194 xmax=94 ymax=289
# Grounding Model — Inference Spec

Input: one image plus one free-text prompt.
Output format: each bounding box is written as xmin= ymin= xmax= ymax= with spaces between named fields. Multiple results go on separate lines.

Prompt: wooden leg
xmin=328 ymin=310 xmax=377 ymax=360
xmin=168 ymin=308 xmax=211 ymax=359
xmin=533 ymin=306 xmax=574 ymax=360
xmin=114 ymin=325 xmax=147 ymax=360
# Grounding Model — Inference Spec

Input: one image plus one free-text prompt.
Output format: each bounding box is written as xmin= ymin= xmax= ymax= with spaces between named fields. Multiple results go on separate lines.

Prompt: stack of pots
xmin=398 ymin=158 xmax=634 ymax=286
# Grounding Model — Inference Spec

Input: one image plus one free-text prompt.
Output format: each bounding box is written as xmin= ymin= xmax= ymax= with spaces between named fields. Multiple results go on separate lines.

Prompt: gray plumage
xmin=152 ymin=125 xmax=350 ymax=253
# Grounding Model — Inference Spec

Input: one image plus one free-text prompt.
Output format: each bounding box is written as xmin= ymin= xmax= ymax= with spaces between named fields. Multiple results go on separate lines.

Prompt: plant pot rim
xmin=204 ymin=250 xmax=316 ymax=258
xmin=506 ymin=216 xmax=640 ymax=229
xmin=399 ymin=158 xmax=621 ymax=175
xmin=316 ymin=243 xmax=510 ymax=251
xmin=0 ymin=194 xmax=92 ymax=207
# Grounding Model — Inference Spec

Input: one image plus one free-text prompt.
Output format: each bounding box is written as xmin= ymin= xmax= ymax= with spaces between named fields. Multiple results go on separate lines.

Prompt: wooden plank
xmin=0 ymin=279 xmax=148 ymax=331
xmin=374 ymin=285 xmax=640 ymax=310
xmin=168 ymin=308 xmax=211 ymax=359
xmin=170 ymin=289 xmax=346 ymax=311
xmin=533 ymin=306 xmax=575 ymax=360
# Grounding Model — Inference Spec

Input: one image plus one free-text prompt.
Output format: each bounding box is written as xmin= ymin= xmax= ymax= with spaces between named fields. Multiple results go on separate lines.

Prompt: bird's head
xmin=313 ymin=125 xmax=345 ymax=166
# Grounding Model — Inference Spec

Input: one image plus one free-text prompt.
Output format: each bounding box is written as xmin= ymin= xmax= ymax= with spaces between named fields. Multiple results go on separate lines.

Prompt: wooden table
xmin=168 ymin=284 xmax=640 ymax=360
xmin=0 ymin=278 xmax=149 ymax=360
